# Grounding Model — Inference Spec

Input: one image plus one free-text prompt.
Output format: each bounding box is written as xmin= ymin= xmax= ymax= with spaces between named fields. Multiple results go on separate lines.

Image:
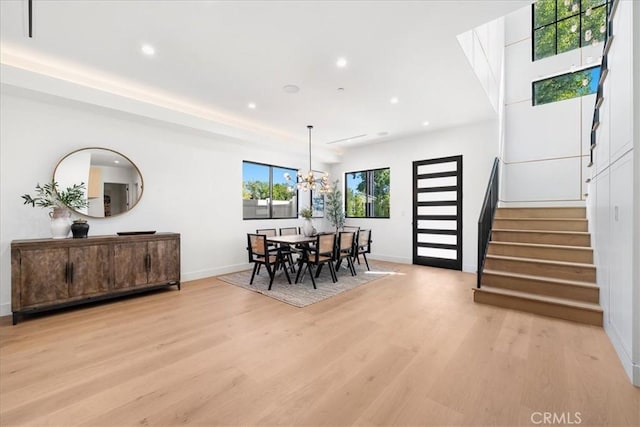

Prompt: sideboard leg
xmin=12 ymin=312 xmax=19 ymax=325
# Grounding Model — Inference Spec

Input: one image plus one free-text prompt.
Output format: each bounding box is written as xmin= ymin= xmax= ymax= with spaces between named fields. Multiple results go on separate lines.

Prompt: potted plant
xmin=325 ymin=180 xmax=345 ymax=233
xmin=299 ymin=206 xmax=315 ymax=236
xmin=22 ymin=181 xmax=89 ymax=239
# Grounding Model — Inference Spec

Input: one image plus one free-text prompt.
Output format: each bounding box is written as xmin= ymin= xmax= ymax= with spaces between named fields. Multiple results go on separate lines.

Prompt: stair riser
xmin=473 ymin=290 xmax=602 ymax=326
xmin=495 ymin=208 xmax=586 ymax=219
xmin=481 ymin=273 xmax=599 ymax=303
xmin=492 ymin=231 xmax=591 ymax=247
xmin=488 ymin=243 xmax=593 ymax=263
xmin=493 ymin=219 xmax=588 ymax=231
xmin=485 ymin=258 xmax=596 ymax=282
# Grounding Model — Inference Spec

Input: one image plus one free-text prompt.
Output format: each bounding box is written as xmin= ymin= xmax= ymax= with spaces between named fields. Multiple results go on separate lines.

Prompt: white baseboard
xmin=604 ymin=318 xmax=635 ymax=385
xmin=181 ymin=263 xmax=251 ymax=282
xmin=368 ymin=254 xmax=411 ymax=264
xmin=0 ymin=302 xmax=11 ymax=317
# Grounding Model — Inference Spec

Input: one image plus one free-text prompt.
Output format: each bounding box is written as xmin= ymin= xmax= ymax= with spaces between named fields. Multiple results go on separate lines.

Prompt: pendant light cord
xmin=308 ymin=125 xmax=313 ymax=172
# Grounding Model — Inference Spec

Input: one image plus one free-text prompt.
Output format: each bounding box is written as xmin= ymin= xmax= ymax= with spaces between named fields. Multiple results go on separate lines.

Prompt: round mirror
xmin=53 ymin=148 xmax=143 ymax=218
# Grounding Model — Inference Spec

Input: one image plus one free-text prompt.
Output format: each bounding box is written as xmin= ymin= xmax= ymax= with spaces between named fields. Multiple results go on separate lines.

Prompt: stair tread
xmin=492 ymin=229 xmax=590 ymax=235
xmin=494 ymin=216 xmax=587 ymax=222
xmin=486 ymin=254 xmax=595 ymax=268
xmin=497 ymin=207 xmax=585 ymax=209
xmin=474 ymin=286 xmax=603 ymax=312
xmin=483 ymin=269 xmax=598 ymax=288
xmin=489 ymin=241 xmax=593 ymax=251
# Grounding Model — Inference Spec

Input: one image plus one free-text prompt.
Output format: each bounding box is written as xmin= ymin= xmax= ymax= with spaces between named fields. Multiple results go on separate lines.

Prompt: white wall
xmin=330 ymin=120 xmax=499 ymax=273
xmin=457 ymin=16 xmax=505 ymax=114
xmin=586 ymin=0 xmax=638 ymax=386
xmin=502 ymin=5 xmax=603 ymax=205
xmin=0 ymin=88 xmax=319 ymax=317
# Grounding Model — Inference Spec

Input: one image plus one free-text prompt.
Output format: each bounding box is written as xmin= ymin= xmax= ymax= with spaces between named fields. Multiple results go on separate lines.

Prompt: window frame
xmin=531 ymin=0 xmax=610 ymax=62
xmin=344 ymin=167 xmax=390 ymax=219
xmin=242 ymin=160 xmax=299 ymax=220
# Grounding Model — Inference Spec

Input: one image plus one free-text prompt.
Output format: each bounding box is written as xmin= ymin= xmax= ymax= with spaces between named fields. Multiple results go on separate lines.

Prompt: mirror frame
xmin=53 ymin=147 xmax=144 ymax=218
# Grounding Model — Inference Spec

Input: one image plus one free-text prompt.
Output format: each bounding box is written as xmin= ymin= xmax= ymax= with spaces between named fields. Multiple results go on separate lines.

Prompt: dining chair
xmin=355 ymin=229 xmax=372 ymax=271
xmin=342 ymin=225 xmax=360 ymax=233
xmin=295 ymin=233 xmax=337 ymax=288
xmin=335 ymin=231 xmax=357 ymax=276
xmin=278 ymin=227 xmax=301 ymax=272
xmin=247 ymin=233 xmax=290 ymax=290
xmin=255 ymin=228 xmax=279 ymax=273
xmin=279 ymin=227 xmax=299 ymax=235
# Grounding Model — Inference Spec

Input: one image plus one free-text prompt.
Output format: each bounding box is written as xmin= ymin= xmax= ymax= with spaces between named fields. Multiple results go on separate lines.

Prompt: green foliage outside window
xmin=533 ymin=66 xmax=601 ymax=105
xmin=345 ymin=168 xmax=390 ymax=218
xmin=242 ymin=161 xmax=297 ymax=219
xmin=533 ymin=0 xmax=608 ymax=61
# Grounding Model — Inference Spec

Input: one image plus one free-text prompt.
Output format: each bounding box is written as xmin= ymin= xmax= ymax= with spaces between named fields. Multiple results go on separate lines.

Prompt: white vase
xmin=302 ymin=218 xmax=314 ymax=237
xmin=49 ymin=207 xmax=71 ymax=239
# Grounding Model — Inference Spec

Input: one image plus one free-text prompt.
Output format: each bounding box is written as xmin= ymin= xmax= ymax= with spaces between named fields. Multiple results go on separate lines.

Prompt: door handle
xmin=64 ymin=262 xmax=69 ymax=283
xmin=69 ymin=263 xmax=74 ymax=284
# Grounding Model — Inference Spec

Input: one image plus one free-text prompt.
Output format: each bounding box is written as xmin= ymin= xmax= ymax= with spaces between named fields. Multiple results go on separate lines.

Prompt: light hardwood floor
xmin=1 ymin=262 xmax=638 ymax=426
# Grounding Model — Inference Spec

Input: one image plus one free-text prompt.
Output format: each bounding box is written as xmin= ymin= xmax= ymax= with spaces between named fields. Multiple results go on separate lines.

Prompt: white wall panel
xmin=608 ymin=1 xmax=634 ymax=161
xmin=595 ymin=85 xmax=611 ymax=174
xmin=503 ymin=157 xmax=581 ymax=202
xmin=581 ymin=94 xmax=598 ymax=154
xmin=505 ymin=99 xmax=581 ymax=162
xmin=504 ymin=6 xmax=530 ymax=46
xmin=593 ymin=169 xmax=610 ymax=323
xmin=609 ymin=154 xmax=634 ymax=360
xmin=504 ymin=41 xmax=532 ymax=104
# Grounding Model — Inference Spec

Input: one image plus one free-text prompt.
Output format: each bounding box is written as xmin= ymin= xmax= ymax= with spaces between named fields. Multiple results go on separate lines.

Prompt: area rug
xmin=218 ymin=260 xmax=392 ymax=307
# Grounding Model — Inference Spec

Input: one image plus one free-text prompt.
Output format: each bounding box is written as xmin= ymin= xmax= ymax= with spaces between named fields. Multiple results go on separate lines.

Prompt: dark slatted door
xmin=413 ymin=155 xmax=462 ymax=270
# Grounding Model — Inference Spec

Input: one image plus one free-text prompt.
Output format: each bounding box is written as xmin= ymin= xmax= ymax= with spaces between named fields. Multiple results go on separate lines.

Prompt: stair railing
xmin=477 ymin=157 xmax=500 ymax=288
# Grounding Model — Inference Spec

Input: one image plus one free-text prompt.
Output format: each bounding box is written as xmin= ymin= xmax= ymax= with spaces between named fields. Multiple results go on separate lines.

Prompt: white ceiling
xmin=0 ymin=0 xmax=529 ymax=154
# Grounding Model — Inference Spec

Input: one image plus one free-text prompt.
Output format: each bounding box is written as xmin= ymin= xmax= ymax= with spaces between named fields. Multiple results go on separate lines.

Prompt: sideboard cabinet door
xmin=19 ymin=248 xmax=69 ymax=308
xmin=113 ymin=242 xmax=149 ymax=289
xmin=148 ymin=239 xmax=180 ymax=284
xmin=69 ymin=244 xmax=111 ymax=297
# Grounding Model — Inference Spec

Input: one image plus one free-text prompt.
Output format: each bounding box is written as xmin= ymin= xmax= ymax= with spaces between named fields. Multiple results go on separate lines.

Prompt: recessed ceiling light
xmin=337 ymin=87 xmax=345 ymax=91
xmin=248 ymin=102 xmax=257 ymax=109
xmin=390 ymin=97 xmax=399 ymax=104
xmin=283 ymin=84 xmax=300 ymax=94
xmin=336 ymin=57 xmax=348 ymax=68
xmin=114 ymin=160 xmax=120 ymax=164
xmin=141 ymin=44 xmax=155 ymax=56
xmin=422 ymin=121 xmax=430 ymax=126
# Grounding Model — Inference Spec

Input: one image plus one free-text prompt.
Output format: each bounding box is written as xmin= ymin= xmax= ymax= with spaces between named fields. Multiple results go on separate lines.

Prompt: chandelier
xmin=286 ymin=125 xmax=330 ymax=192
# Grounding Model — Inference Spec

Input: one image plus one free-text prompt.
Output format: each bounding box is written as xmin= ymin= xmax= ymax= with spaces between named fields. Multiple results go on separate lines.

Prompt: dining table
xmin=266 ymin=234 xmax=318 ymax=284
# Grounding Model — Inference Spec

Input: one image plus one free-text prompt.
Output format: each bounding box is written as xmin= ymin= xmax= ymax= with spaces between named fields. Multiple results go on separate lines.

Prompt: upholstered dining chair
xmin=335 ymin=231 xmax=357 ymax=276
xmin=355 ymin=229 xmax=372 ymax=271
xmin=295 ymin=233 xmax=337 ymax=288
xmin=247 ymin=233 xmax=290 ymax=290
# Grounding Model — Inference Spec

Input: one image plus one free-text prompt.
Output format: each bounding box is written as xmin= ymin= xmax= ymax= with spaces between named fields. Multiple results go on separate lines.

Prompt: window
xmin=532 ymin=0 xmax=609 ymax=61
xmin=242 ymin=161 xmax=298 ymax=219
xmin=345 ymin=168 xmax=390 ymax=218
xmin=532 ymin=65 xmax=600 ymax=105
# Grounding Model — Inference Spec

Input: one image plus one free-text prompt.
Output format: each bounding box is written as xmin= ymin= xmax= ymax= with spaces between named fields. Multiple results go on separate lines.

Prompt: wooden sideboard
xmin=11 ymin=233 xmax=180 ymax=324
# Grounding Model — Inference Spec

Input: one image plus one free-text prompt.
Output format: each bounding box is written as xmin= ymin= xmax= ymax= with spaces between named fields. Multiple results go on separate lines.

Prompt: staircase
xmin=473 ymin=207 xmax=602 ymax=326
